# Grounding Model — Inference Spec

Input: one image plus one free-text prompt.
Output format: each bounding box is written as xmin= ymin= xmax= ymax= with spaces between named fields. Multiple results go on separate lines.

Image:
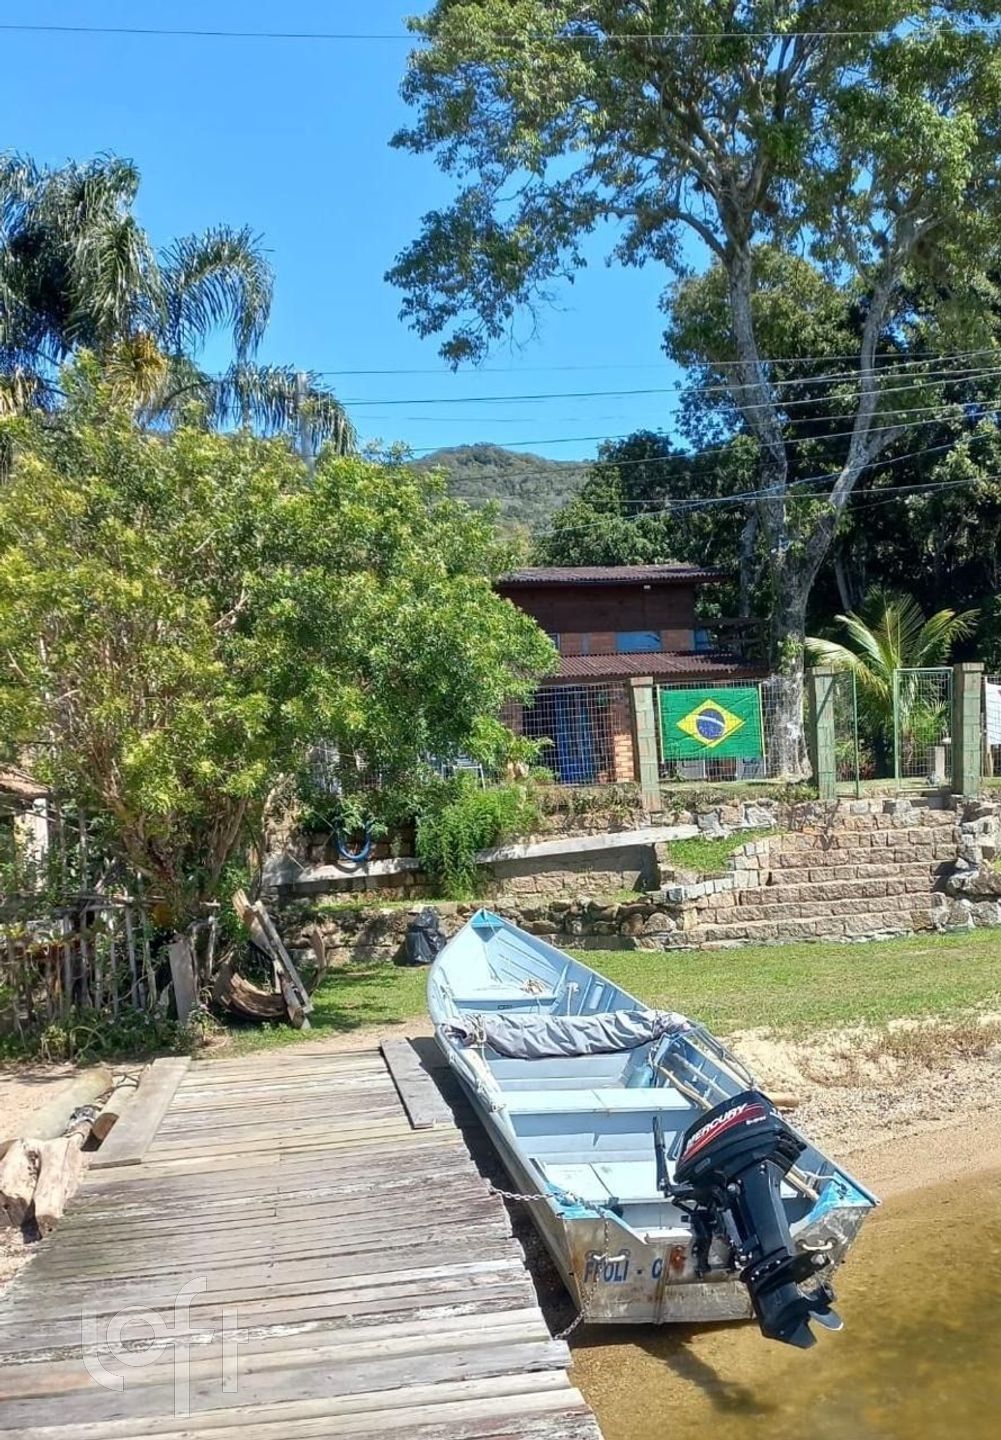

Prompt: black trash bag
xmin=402 ymin=907 xmax=447 ymax=966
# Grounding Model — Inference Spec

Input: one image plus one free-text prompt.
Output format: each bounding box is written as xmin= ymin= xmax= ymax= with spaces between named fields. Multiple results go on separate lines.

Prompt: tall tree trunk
xmin=767 ymin=565 xmax=810 ymax=779
xmin=833 ymin=546 xmax=856 ymax=613
xmin=738 ymin=506 xmax=758 ymax=619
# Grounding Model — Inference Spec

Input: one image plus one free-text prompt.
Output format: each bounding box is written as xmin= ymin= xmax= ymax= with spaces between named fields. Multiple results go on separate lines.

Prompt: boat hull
xmin=429 ymin=909 xmax=875 ymax=1329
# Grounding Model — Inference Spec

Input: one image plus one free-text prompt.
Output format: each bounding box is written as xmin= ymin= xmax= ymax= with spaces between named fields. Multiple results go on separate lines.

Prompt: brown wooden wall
xmin=497 ymin=582 xmax=697 ymax=652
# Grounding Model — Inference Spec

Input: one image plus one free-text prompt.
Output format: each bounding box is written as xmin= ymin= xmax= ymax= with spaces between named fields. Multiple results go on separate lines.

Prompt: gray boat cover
xmin=445 ymin=1008 xmax=690 ymax=1059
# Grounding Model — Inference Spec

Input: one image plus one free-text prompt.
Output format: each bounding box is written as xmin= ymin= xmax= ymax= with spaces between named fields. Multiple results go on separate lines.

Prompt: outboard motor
xmin=673 ymin=1090 xmax=841 ymax=1348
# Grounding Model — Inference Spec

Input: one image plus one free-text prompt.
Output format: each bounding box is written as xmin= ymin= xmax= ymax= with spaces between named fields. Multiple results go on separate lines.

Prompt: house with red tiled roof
xmin=496 ymin=564 xmax=763 ymax=785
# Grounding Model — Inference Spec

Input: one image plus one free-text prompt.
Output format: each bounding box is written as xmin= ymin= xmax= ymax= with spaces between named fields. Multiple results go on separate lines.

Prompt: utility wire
xmin=405 ymin=396 xmax=1001 ymax=467
xmin=318 ymin=346 xmax=1001 ymax=376
xmin=533 ymin=431 xmax=1001 ymax=533
xmin=343 ymin=361 xmax=1001 ymax=410
xmin=1 ymin=22 xmax=997 ymax=43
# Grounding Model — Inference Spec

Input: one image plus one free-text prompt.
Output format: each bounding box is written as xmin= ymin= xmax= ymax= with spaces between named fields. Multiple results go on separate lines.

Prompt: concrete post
xmin=952 ymin=662 xmax=984 ymax=798
xmin=629 ymin=676 xmax=663 ymax=814
xmin=806 ymin=667 xmax=837 ymax=801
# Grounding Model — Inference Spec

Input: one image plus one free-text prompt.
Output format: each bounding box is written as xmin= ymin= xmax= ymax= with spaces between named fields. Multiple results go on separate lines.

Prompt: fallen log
xmin=89 ymin=1078 xmax=140 ymax=1145
xmin=32 ymin=1134 xmax=87 ymax=1235
xmin=0 ymin=1140 xmax=39 ymax=1228
xmin=232 ymin=888 xmax=312 ymax=1018
xmin=0 ymin=1066 xmax=112 ymax=1160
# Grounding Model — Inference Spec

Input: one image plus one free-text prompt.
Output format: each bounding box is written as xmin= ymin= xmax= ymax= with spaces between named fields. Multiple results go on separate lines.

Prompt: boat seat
xmin=505 ymin=1086 xmax=691 ymax=1115
xmin=540 ymin=1159 xmax=798 ymax=1205
xmin=541 ymin=1159 xmax=670 ymax=1204
xmin=452 ymin=984 xmax=558 ymax=1009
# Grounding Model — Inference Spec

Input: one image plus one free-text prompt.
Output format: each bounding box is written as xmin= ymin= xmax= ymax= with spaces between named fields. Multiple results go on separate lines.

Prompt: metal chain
xmin=489 ymin=1185 xmax=613 ymax=1341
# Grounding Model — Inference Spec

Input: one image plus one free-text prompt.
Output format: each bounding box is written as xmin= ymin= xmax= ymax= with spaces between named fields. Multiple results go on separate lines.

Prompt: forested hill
xmin=414 ymin=443 xmax=589 ymax=531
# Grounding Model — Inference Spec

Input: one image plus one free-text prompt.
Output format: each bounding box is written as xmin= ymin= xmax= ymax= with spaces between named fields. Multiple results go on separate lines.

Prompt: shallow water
xmin=570 ymin=1169 xmax=1001 ymax=1440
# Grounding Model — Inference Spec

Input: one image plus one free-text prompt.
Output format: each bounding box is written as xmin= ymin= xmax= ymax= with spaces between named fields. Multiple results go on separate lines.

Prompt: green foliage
xmin=807 ymin=588 xmax=977 ymax=743
xmin=389 ymin=5 xmax=1001 ymax=748
xmin=415 ymin=776 xmax=543 ymax=898
xmin=0 ymin=1006 xmax=192 ymax=1064
xmin=414 ymin=444 xmax=587 ymax=534
xmin=0 ymin=152 xmax=352 ymax=448
xmin=537 ymin=430 xmax=755 ymax=614
xmin=663 ymin=828 xmax=777 ymax=877
xmin=0 ymin=367 xmax=555 ymax=925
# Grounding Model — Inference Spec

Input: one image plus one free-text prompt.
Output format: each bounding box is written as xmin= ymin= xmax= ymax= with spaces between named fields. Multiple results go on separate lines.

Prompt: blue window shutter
xmin=615 ymin=630 xmax=661 ymax=654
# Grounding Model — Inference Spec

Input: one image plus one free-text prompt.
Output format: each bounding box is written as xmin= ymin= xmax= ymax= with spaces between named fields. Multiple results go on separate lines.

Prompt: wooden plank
xmin=381 ymin=1038 xmax=453 ymax=1131
xmin=0 ymin=1042 xmax=601 ymax=1440
xmin=90 ymin=1059 xmax=190 ymax=1169
xmin=0 ymin=1316 xmax=555 ymax=1399
xmin=0 ymin=1279 xmax=540 ymax=1359
xmin=0 ymin=1374 xmax=582 ymax=1439
xmin=0 ymin=1338 xmax=570 ymax=1426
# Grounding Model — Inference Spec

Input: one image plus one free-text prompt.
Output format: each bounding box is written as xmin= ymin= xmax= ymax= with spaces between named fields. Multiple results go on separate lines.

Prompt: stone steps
xmin=694 ymin=890 xmax=937 ymax=925
xmin=689 ymin=906 xmax=939 ymax=945
xmin=761 ymin=861 xmax=949 ymax=886
xmin=770 ymin=839 xmax=954 ymax=868
xmin=724 ymin=872 xmax=937 ymax=907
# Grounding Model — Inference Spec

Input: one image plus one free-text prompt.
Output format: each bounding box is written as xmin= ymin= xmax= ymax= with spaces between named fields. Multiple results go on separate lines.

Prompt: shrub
xmin=416 ymin=778 xmax=542 ymax=899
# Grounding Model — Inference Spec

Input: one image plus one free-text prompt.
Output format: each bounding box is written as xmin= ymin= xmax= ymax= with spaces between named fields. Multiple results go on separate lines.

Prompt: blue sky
xmin=0 ymin=1 xmax=688 ymax=460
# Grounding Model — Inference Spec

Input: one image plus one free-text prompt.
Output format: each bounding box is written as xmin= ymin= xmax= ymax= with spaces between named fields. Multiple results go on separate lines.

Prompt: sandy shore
xmin=728 ymin=1017 xmax=1001 ymax=1195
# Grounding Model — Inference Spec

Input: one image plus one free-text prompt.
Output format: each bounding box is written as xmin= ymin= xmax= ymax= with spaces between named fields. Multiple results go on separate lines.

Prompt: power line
xmin=323 ymin=345 xmax=1001 ymax=380
xmin=1 ymin=22 xmax=997 ymax=43
xmin=533 ymin=430 xmax=1001 ymax=533
xmin=405 ymin=391 xmax=1001 ymax=461
xmin=343 ymin=360 xmax=1001 ymax=411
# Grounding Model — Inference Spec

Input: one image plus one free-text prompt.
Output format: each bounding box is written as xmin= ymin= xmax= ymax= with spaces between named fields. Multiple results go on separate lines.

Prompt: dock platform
xmin=0 ymin=1043 xmax=602 ymax=1439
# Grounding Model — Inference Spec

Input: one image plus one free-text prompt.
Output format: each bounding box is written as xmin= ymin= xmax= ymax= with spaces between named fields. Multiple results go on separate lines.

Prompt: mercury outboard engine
xmin=672 ymin=1090 xmax=841 ymax=1348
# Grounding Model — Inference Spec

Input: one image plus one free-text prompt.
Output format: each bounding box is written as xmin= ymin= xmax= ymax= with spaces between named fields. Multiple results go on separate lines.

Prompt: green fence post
xmin=806 ymin=667 xmax=837 ymax=801
xmin=951 ymin=662 xmax=984 ymax=798
xmin=629 ymin=676 xmax=663 ymax=814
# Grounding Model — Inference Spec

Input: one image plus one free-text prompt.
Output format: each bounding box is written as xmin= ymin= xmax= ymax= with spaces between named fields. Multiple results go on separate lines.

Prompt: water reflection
xmin=571 ymin=1169 xmax=1001 ymax=1440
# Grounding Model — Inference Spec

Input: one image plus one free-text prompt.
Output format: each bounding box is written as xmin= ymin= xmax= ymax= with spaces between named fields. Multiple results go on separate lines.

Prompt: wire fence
xmin=519 ymin=683 xmax=634 ymax=786
xmin=892 ymin=667 xmax=952 ymax=786
xmin=655 ymin=678 xmax=781 ymax=782
xmin=831 ymin=669 xmax=865 ymax=794
xmin=985 ymin=673 xmax=1001 ymax=779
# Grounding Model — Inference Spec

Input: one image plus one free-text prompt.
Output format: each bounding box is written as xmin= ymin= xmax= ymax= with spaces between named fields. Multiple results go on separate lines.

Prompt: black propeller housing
xmin=674 ymin=1089 xmax=840 ymax=1348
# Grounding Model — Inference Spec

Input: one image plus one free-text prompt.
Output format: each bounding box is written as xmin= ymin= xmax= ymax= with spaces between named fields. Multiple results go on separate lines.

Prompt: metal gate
xmin=892 ymin=667 xmax=952 ymax=786
xmin=831 ymin=669 xmax=863 ymax=796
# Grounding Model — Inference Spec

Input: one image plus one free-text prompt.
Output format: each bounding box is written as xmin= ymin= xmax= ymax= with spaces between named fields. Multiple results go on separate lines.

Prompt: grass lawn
xmin=219 ymin=928 xmax=1001 ymax=1055
xmin=663 ymin=827 xmax=774 ymax=876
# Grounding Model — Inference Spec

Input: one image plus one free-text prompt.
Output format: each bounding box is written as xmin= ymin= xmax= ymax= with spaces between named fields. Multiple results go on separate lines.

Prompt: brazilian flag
xmin=660 ymin=686 xmax=763 ymax=761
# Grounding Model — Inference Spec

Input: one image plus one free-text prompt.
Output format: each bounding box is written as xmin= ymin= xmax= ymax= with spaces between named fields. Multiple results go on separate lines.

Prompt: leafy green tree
xmin=0 ymin=153 xmax=352 ymax=448
xmin=537 ymin=430 xmax=756 ymax=611
xmin=0 ymin=363 xmax=553 ymax=927
xmin=389 ymin=4 xmax=1001 ymax=771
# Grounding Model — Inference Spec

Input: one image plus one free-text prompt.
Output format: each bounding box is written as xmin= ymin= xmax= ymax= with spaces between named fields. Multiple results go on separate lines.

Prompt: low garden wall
xmin=265 ymin=798 xmax=789 ymax=903
xmin=277 ymin=794 xmax=1001 ymax=961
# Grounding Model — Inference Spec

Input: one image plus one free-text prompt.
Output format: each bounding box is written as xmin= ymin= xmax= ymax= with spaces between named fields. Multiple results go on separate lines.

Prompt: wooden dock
xmin=0 ymin=1044 xmax=602 ymax=1439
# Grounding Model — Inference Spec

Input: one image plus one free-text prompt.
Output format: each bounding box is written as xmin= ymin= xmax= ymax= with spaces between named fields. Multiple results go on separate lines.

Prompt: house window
xmin=693 ymin=628 xmax=713 ymax=652
xmin=615 ymin=630 xmax=661 ymax=653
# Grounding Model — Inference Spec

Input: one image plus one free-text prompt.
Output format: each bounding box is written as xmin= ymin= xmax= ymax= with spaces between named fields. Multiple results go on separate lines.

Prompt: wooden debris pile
xmin=0 ymin=1067 xmax=138 ymax=1237
xmin=210 ymin=889 xmax=327 ymax=1031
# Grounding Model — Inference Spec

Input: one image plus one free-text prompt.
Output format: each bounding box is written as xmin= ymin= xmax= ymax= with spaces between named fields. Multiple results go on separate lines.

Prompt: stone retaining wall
xmin=280 ymin=794 xmax=1001 ymax=962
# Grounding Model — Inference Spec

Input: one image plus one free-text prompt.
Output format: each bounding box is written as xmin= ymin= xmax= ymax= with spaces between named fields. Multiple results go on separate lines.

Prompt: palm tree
xmin=0 ymin=153 xmax=352 ymax=451
xmin=806 ymin=589 xmax=978 ymax=771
